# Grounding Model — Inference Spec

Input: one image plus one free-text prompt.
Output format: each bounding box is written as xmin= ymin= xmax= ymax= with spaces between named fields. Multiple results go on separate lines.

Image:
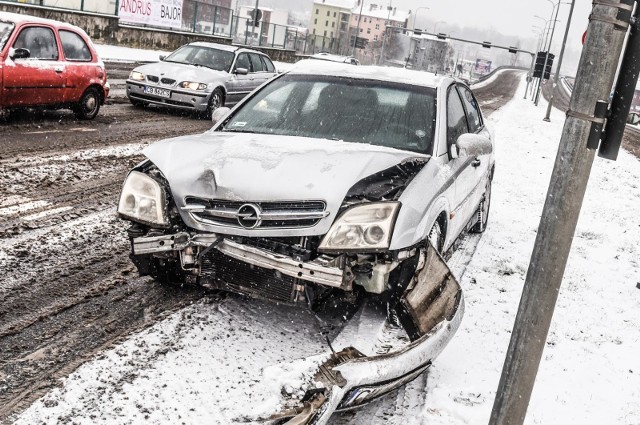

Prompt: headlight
xmin=180 ymin=81 xmax=208 ymax=91
xmin=129 ymin=71 xmax=145 ymax=81
xmin=319 ymin=202 xmax=400 ymax=252
xmin=117 ymin=171 xmax=169 ymax=226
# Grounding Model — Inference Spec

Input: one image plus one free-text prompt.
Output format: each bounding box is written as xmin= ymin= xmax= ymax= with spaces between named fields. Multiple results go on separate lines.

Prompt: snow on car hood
xmin=144 ymin=131 xmax=428 ymax=236
xmin=133 ymin=61 xmax=228 ymax=82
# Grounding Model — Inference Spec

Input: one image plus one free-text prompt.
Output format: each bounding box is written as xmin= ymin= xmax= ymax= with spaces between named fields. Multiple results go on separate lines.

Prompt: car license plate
xmin=144 ymin=86 xmax=171 ymax=98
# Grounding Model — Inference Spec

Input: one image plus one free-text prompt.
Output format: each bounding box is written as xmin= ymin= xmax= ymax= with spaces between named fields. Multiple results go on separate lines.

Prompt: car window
xmin=223 ymin=75 xmax=437 ymax=154
xmin=164 ymin=45 xmax=234 ymax=72
xmin=249 ymin=53 xmax=264 ymax=72
xmin=458 ymin=85 xmax=483 ymax=133
xmin=447 ymin=86 xmax=469 ymax=147
xmin=261 ymin=55 xmax=275 ymax=73
xmin=13 ymin=26 xmax=59 ymax=60
xmin=235 ymin=53 xmax=251 ymax=71
xmin=0 ymin=22 xmax=15 ymax=52
xmin=59 ymin=30 xmax=92 ymax=61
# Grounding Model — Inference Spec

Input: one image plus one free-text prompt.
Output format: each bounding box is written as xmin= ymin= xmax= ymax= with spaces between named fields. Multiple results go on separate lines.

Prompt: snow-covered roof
xmin=352 ymin=2 xmax=409 ymax=22
xmin=312 ymin=0 xmax=356 ymax=10
xmin=289 ymin=59 xmax=451 ymax=89
xmin=189 ymin=42 xmax=239 ymax=52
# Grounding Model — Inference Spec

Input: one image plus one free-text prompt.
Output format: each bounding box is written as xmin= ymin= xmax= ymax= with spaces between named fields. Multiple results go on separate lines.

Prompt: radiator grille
xmin=200 ymin=249 xmax=295 ymax=303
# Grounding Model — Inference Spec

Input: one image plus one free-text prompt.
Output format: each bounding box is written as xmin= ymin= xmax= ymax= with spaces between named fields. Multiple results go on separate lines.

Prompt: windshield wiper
xmin=222 ymin=128 xmax=260 ymax=134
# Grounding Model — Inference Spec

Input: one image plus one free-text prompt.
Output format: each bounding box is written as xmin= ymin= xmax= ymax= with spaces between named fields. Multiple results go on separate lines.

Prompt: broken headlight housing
xmin=319 ymin=202 xmax=400 ymax=252
xmin=117 ymin=171 xmax=169 ymax=226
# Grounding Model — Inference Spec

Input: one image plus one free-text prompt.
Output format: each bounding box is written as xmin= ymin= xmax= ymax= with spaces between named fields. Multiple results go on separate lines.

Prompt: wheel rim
xmin=84 ymin=93 xmax=98 ymax=114
xmin=211 ymin=92 xmax=222 ymax=109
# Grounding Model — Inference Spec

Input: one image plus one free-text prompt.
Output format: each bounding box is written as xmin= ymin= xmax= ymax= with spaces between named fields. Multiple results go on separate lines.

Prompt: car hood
xmin=134 ymin=61 xmax=228 ymax=82
xmin=144 ymin=132 xmax=429 ymax=237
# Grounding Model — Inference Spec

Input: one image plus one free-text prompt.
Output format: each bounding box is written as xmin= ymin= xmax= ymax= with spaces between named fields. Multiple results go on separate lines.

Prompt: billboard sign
xmin=118 ymin=0 xmax=184 ymax=29
xmin=474 ymin=59 xmax=492 ymax=75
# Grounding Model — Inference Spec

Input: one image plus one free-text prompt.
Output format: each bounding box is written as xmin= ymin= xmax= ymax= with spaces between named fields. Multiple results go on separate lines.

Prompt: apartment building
xmin=351 ymin=2 xmax=409 ymax=44
xmin=309 ymin=0 xmax=354 ymax=40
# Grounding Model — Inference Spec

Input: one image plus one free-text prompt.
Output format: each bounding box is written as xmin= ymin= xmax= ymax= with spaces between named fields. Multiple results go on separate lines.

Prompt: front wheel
xmin=428 ymin=220 xmax=445 ymax=254
xmin=74 ymin=88 xmax=101 ymax=120
xmin=201 ymin=87 xmax=224 ymax=119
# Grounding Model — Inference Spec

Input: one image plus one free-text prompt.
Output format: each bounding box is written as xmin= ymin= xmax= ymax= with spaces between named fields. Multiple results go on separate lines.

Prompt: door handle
xmin=472 ymin=158 xmax=481 ymax=168
xmin=54 ymin=67 xmax=64 ymax=73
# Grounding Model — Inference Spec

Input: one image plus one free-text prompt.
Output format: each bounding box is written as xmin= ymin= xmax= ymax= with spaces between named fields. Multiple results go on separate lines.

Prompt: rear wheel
xmin=74 ymin=88 xmax=101 ymax=120
xmin=471 ymin=179 xmax=492 ymax=233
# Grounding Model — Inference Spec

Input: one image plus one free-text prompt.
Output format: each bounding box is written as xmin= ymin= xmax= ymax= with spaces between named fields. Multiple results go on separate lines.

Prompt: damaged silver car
xmin=117 ymin=60 xmax=494 ymax=422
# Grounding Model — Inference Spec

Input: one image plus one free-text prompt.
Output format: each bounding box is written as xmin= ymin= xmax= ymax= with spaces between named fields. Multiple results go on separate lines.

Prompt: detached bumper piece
xmin=269 ymin=243 xmax=464 ymax=424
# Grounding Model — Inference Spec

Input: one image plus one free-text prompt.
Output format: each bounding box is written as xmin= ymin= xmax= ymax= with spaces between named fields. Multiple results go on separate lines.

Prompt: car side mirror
xmin=11 ymin=48 xmax=31 ymax=60
xmin=211 ymin=107 xmax=231 ymax=125
xmin=159 ymin=55 xmax=166 ymax=61
xmin=234 ymin=67 xmax=249 ymax=75
xmin=627 ymin=112 xmax=640 ymax=125
xmin=454 ymin=133 xmax=493 ymax=158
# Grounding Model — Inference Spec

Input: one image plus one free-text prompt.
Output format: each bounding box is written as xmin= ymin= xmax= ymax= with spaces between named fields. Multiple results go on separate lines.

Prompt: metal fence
xmin=2 ymin=0 xmax=358 ymax=55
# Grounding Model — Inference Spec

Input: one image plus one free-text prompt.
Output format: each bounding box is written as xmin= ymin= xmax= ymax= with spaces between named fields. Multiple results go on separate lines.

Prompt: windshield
xmin=164 ymin=45 xmax=234 ymax=72
xmin=222 ymin=75 xmax=437 ymax=154
xmin=0 ymin=21 xmax=15 ymax=52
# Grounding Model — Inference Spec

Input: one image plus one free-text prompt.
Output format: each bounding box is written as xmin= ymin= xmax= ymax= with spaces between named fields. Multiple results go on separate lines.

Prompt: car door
xmin=58 ymin=29 xmax=95 ymax=103
xmin=456 ymin=84 xmax=491 ymax=222
xmin=445 ymin=84 xmax=476 ymax=238
xmin=249 ymin=53 xmax=274 ymax=87
xmin=3 ymin=25 xmax=66 ymax=107
xmin=226 ymin=52 xmax=254 ymax=105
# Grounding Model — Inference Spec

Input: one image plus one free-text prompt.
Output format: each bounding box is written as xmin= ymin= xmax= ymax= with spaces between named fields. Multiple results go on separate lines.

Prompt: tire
xmin=471 ymin=178 xmax=492 ymax=233
xmin=428 ymin=219 xmax=445 ymax=254
xmin=74 ymin=87 xmax=101 ymax=120
xmin=201 ymin=87 xmax=224 ymax=119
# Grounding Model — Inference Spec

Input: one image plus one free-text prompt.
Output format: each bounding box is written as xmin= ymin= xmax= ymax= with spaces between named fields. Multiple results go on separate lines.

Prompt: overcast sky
xmin=394 ymin=0 xmax=589 ymax=51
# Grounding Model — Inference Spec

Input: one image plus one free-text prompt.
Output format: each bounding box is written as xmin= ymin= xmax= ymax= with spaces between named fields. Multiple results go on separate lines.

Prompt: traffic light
xmin=534 ymin=51 xmax=555 ymax=79
xmin=482 ymin=41 xmax=492 ymax=48
xmin=436 ymin=33 xmax=447 ymax=40
xmin=413 ymin=28 xmax=423 ymax=36
xmin=508 ymin=46 xmax=518 ymax=54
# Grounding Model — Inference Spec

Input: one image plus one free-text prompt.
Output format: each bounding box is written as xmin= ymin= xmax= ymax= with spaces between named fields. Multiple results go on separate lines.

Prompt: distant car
xmin=126 ymin=42 xmax=277 ymax=117
xmin=310 ymin=52 xmax=360 ymax=65
xmin=0 ymin=12 xmax=109 ymax=119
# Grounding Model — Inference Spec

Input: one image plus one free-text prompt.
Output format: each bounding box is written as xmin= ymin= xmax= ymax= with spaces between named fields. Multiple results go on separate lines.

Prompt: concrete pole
xmin=544 ymin=0 xmax=576 ymax=121
xmin=535 ymin=4 xmax=561 ymax=106
xmin=251 ymin=0 xmax=259 ymax=46
xmin=352 ymin=0 xmax=365 ymax=56
xmin=488 ymin=1 xmax=633 ymax=424
xmin=524 ymin=53 xmax=536 ymax=99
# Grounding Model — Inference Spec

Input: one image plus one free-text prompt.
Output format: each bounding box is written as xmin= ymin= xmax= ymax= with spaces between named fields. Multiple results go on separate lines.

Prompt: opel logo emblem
xmin=237 ymin=203 xmax=262 ymax=229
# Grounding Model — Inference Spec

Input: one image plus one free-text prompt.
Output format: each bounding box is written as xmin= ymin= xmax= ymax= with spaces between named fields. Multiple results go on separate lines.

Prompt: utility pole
xmin=251 ymin=0 xmax=259 ymax=46
xmin=489 ymin=1 xmax=635 ymax=424
xmin=535 ymin=4 xmax=561 ymax=106
xmin=544 ymin=0 xmax=576 ymax=121
xmin=352 ymin=0 xmax=365 ymax=56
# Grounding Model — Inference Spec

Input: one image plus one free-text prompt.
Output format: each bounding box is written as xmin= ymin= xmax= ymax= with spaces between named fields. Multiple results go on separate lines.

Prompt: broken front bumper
xmin=132 ymin=232 xmax=349 ymax=289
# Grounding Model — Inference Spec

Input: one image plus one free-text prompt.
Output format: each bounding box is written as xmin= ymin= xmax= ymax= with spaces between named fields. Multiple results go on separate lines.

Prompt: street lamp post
xmin=535 ymin=0 xmax=563 ymax=106
xmin=411 ymin=6 xmax=430 ymax=30
xmin=543 ymin=0 xmax=576 ymax=121
xmin=352 ymin=0 xmax=365 ymax=56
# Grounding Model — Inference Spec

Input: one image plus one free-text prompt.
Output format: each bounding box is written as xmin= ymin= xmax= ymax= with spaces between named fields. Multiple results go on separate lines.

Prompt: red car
xmin=0 ymin=12 xmax=109 ymax=119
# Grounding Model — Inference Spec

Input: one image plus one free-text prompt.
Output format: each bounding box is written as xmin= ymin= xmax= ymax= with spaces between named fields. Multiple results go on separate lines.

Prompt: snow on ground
xmin=422 ymin=77 xmax=640 ymax=425
xmin=11 ymin=76 xmax=640 ymax=424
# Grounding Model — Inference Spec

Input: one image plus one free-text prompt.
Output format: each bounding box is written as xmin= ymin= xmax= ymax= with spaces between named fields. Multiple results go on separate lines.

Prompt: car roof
xmin=0 ymin=11 xmax=81 ymax=32
xmin=187 ymin=41 xmax=266 ymax=55
xmin=288 ymin=59 xmax=454 ymax=89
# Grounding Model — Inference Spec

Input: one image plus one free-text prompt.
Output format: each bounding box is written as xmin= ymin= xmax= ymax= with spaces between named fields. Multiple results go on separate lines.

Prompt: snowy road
xmin=4 ymin=68 xmax=638 ymax=424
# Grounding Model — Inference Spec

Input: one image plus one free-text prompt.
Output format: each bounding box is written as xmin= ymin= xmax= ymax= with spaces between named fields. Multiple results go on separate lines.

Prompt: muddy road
xmin=0 ymin=66 xmax=522 ymax=422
